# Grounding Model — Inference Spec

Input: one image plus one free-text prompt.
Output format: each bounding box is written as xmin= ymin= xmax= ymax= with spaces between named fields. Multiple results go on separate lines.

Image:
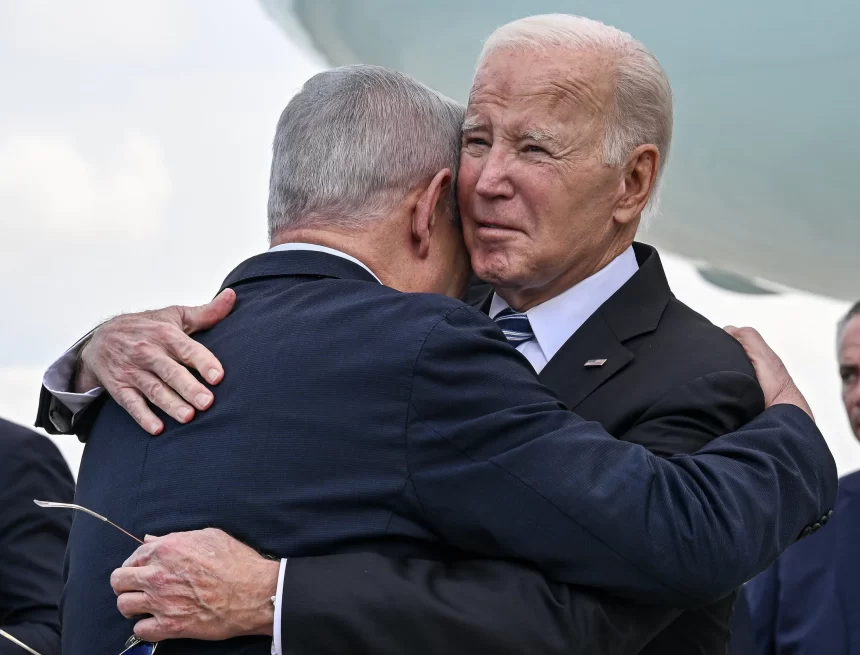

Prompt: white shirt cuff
xmin=272 ymin=558 xmax=287 ymax=655
xmin=42 ymin=331 xmax=104 ymax=414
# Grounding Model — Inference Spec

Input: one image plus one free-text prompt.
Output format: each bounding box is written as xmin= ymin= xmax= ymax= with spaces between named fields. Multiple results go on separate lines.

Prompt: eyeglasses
xmin=34 ymin=500 xmax=158 ymax=654
xmin=0 ymin=629 xmax=43 ymax=655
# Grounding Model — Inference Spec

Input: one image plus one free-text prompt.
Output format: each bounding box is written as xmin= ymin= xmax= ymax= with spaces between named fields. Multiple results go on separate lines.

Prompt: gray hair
xmin=478 ymin=14 xmax=673 ymax=223
xmin=838 ymin=301 xmax=860 ymax=349
xmin=268 ymin=65 xmax=465 ymax=238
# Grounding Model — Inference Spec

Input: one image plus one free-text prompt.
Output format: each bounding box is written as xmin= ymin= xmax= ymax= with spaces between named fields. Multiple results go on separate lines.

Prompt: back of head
xmin=268 ymin=65 xmax=465 ymax=238
xmin=479 ymin=14 xmax=673 ymax=223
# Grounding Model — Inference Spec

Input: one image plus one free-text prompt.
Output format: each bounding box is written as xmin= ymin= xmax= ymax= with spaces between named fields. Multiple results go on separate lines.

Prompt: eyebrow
xmin=520 ymin=128 xmax=560 ymax=143
xmin=461 ymin=117 xmax=485 ymax=133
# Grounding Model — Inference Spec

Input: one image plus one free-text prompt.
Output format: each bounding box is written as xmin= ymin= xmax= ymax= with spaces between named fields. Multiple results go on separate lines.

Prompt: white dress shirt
xmin=41 ymin=243 xmax=382 ymax=655
xmin=489 ymin=246 xmax=639 ymax=373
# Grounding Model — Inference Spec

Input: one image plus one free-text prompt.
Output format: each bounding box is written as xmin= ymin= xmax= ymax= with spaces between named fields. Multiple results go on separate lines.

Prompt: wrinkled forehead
xmin=466 ymin=47 xmax=616 ymax=132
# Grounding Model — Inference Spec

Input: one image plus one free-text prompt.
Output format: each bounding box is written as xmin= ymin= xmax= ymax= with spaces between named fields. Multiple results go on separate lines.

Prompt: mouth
xmin=472 ymin=220 xmax=521 ymax=239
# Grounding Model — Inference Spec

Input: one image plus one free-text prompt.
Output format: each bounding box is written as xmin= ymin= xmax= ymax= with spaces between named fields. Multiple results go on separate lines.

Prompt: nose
xmin=474 ymin=146 xmax=514 ymax=199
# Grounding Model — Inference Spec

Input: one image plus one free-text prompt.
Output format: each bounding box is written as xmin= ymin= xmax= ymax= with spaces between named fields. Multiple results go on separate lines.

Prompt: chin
xmin=471 ymin=253 xmax=521 ymax=287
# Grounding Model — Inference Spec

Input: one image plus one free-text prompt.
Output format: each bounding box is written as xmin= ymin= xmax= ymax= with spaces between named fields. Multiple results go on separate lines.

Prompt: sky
xmin=0 ymin=0 xmax=856 ymax=478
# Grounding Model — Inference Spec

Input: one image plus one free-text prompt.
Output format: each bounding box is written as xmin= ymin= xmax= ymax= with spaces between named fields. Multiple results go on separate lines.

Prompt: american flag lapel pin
xmin=584 ymin=359 xmax=608 ymax=368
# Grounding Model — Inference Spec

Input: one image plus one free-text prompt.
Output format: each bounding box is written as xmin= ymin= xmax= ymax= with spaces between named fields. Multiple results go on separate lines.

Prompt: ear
xmin=411 ymin=168 xmax=453 ymax=259
xmin=614 ymin=144 xmax=660 ymax=225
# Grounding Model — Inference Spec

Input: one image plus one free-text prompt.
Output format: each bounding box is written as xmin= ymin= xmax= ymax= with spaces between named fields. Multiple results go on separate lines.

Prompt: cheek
xmin=457 ymin=157 xmax=480 ymax=206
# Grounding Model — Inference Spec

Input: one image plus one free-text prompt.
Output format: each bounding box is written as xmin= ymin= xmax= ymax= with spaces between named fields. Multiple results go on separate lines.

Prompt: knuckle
xmin=148 ymin=570 xmax=169 ymax=589
xmin=154 ymin=321 xmax=179 ymax=342
xmin=130 ymin=339 xmax=151 ymax=362
xmin=174 ymin=339 xmax=198 ymax=364
xmin=162 ymin=617 xmax=182 ymax=636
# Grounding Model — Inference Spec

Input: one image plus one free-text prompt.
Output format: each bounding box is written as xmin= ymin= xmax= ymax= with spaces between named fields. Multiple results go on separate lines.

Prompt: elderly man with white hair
xmin=36 ymin=14 xmax=829 ymax=655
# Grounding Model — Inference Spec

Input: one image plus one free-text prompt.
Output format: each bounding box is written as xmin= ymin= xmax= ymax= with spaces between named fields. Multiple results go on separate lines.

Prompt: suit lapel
xmin=538 ymin=310 xmax=633 ymax=409
xmin=468 ymin=243 xmax=670 ymax=409
xmin=538 ymin=243 xmax=670 ymax=409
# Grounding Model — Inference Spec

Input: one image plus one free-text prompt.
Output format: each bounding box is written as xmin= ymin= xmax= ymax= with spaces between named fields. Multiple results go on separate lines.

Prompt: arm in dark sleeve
xmin=620 ymin=371 xmax=765 ymax=456
xmin=275 ymin=367 xmax=767 ymax=654
xmin=280 ymin=553 xmax=677 ymax=655
xmin=406 ymin=306 xmax=836 ymax=606
xmin=35 ymin=385 xmax=105 ymax=442
xmin=0 ymin=429 xmax=74 ymax=655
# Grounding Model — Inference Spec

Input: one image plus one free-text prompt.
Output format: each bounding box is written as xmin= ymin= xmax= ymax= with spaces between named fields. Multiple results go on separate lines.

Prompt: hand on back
xmin=725 ymin=326 xmax=814 ymax=421
xmin=78 ymin=289 xmax=236 ymax=434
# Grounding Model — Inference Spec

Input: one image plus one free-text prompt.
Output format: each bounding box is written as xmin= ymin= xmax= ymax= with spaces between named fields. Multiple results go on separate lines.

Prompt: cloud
xmin=0 ymin=132 xmax=171 ymax=240
xmin=0 ymin=0 xmax=185 ymax=58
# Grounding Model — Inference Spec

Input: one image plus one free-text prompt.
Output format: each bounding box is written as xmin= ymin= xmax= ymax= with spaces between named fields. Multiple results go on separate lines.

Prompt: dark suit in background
xmin=0 ymin=418 xmax=74 ymax=655
xmin=50 ymin=250 xmax=833 ymax=655
xmin=274 ymin=243 xmax=776 ymax=655
xmin=745 ymin=469 xmax=860 ymax=654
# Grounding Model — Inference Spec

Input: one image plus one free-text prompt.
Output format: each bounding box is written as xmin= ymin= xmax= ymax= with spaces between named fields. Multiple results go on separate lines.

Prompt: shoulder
xmin=0 ymin=418 xmax=65 ymax=464
xmin=0 ymin=419 xmax=73 ymax=503
xmin=655 ymin=298 xmax=756 ymax=378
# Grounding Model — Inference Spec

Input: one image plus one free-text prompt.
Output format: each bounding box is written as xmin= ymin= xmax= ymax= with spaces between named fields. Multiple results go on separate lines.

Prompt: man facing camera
xmin=745 ymin=301 xmax=860 ymax=654
xmin=0 ymin=418 xmax=74 ymax=655
xmin=37 ymin=15 xmax=830 ymax=655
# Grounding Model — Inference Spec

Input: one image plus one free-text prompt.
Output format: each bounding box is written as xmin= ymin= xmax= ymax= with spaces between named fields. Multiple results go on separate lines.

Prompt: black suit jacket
xmin=273 ymin=244 xmax=780 ymax=655
xmin=36 ymin=249 xmax=835 ymax=655
xmin=472 ymin=243 xmax=764 ymax=653
xmin=0 ymin=418 xmax=74 ymax=655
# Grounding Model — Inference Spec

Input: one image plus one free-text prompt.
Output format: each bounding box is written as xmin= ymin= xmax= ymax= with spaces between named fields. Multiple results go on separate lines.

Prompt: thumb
xmin=180 ymin=289 xmax=237 ymax=334
xmin=144 ymin=534 xmax=160 ymax=543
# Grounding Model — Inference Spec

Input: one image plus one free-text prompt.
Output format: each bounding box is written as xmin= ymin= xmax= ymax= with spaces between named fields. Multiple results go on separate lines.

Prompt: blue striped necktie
xmin=493 ymin=307 xmax=535 ymax=346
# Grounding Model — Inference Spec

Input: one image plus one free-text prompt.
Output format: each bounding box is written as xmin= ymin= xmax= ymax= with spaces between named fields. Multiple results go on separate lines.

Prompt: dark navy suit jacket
xmin=0 ymin=418 xmax=74 ymax=655
xmin=58 ymin=251 xmax=836 ymax=655
xmin=746 ymin=469 xmax=860 ymax=654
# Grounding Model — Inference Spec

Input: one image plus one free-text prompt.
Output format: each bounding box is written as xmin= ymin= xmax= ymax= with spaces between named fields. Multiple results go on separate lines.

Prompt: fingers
xmin=130 ymin=370 xmax=195 ymax=428
xmin=133 ymin=616 xmax=169 ymax=643
xmin=111 ymin=564 xmax=156 ymax=594
xmin=149 ymin=353 xmax=213 ymax=412
xmin=114 ymin=386 xmax=164 ymax=436
xmin=164 ymin=331 xmax=224 ymax=388
xmin=116 ymin=591 xmax=150 ymax=618
xmin=179 ymin=289 xmax=236 ymax=335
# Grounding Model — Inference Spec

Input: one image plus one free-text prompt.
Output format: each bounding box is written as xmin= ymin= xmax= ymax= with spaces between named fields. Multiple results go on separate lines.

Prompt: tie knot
xmin=493 ymin=307 xmax=535 ymax=346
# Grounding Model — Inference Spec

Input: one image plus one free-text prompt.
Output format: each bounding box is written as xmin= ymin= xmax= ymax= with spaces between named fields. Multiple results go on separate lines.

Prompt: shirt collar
xmin=267 ymin=242 xmax=382 ymax=283
xmin=489 ymin=246 xmax=639 ymax=363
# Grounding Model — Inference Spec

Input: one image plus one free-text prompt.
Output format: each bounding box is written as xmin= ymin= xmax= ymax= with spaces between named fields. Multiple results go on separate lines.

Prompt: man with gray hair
xmin=37 ymin=15 xmax=834 ymax=655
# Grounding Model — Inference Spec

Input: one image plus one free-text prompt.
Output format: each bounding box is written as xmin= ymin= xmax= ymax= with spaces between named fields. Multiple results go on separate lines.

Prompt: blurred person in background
xmin=35 ymin=15 xmax=838 ymax=655
xmin=0 ymin=418 xmax=74 ymax=655
xmin=744 ymin=301 xmax=860 ymax=654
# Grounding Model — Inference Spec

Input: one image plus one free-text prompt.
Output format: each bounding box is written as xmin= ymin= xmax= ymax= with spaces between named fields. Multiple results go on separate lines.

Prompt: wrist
xmin=73 ymin=339 xmax=100 ymax=393
xmin=241 ymin=558 xmax=280 ymax=637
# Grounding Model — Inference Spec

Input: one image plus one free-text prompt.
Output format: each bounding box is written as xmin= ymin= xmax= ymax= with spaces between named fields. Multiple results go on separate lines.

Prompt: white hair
xmin=479 ymin=14 xmax=673 ymax=224
xmin=268 ymin=65 xmax=464 ymax=237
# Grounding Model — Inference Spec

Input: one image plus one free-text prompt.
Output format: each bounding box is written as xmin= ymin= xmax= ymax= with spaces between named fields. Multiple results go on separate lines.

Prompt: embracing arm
xmin=34 ymin=290 xmax=235 ymax=439
xmin=279 ymin=553 xmax=675 ymax=655
xmin=405 ymin=307 xmax=835 ymax=606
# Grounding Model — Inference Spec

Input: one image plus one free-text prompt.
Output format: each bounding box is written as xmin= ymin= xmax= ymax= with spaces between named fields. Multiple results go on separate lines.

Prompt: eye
xmin=523 ymin=144 xmax=548 ymax=154
xmin=465 ymin=136 xmax=490 ymax=147
xmin=840 ymin=366 xmax=858 ymax=385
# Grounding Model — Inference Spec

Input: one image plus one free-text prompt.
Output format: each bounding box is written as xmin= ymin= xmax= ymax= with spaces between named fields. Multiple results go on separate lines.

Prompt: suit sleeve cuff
xmin=271 ymin=558 xmax=287 ymax=655
xmin=42 ymin=332 xmax=104 ymax=416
